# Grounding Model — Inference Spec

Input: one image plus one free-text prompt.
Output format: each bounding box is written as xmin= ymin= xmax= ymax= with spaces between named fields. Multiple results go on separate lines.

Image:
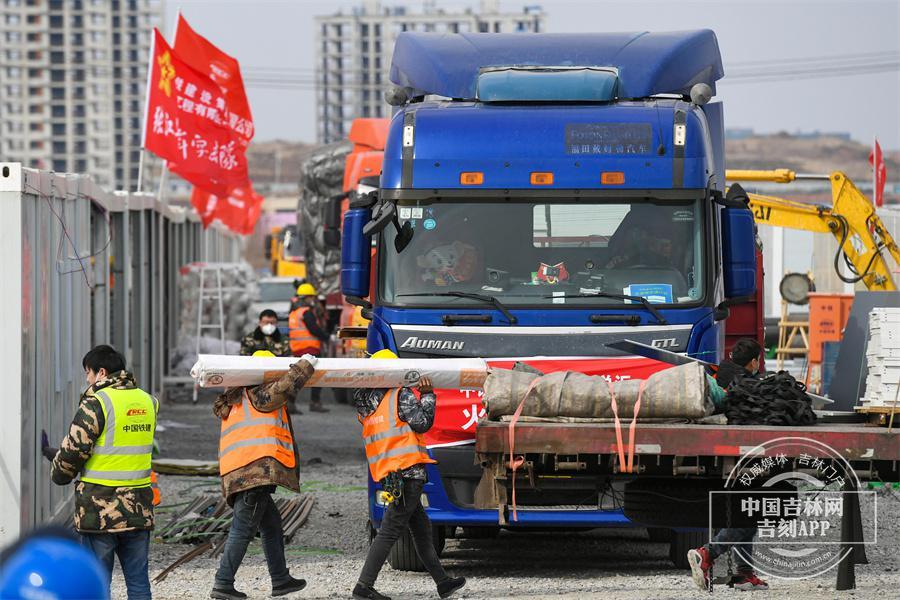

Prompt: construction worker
xmin=688 ymin=338 xmax=769 ymax=592
xmin=43 ymin=345 xmax=158 ymax=600
xmin=210 ymin=350 xmax=313 ymax=600
xmin=240 ymin=309 xmax=292 ymax=357
xmin=288 ymin=283 xmax=329 ymax=413
xmin=352 ymin=349 xmax=466 ymax=600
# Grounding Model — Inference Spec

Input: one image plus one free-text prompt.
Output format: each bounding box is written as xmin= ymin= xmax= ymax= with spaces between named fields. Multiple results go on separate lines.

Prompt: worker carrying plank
xmin=352 ymin=350 xmax=466 ymax=600
xmin=209 ymin=350 xmax=313 ymax=600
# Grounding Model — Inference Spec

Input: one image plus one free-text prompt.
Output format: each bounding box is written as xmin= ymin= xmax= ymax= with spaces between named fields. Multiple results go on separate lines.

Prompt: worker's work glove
xmin=300 ymin=354 xmax=318 ymax=367
xmin=269 ymin=359 xmax=316 ymax=398
xmin=40 ymin=430 xmax=57 ymax=462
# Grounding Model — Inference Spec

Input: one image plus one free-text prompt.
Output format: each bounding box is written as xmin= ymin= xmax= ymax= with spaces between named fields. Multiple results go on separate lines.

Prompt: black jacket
xmin=716 ymin=359 xmax=754 ymax=389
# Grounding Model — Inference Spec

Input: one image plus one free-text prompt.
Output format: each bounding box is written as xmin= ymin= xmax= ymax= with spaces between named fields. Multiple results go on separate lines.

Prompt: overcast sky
xmin=165 ymin=0 xmax=900 ymax=149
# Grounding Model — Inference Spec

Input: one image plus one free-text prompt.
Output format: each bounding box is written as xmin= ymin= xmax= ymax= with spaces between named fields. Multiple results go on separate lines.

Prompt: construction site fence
xmin=0 ymin=163 xmax=243 ymax=544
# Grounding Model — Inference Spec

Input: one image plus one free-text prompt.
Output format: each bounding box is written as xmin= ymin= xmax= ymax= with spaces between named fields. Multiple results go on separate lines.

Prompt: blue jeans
xmin=707 ymin=527 xmax=757 ymax=571
xmin=215 ymin=486 xmax=291 ymax=588
xmin=82 ymin=529 xmax=151 ymax=600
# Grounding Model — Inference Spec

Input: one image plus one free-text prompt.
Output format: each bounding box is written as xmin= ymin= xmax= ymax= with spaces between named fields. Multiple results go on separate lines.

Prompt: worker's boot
xmin=210 ymin=584 xmax=248 ymax=600
xmin=687 ymin=546 xmax=713 ymax=591
xmin=272 ymin=575 xmax=307 ymax=597
xmin=437 ymin=576 xmax=466 ymax=599
xmin=352 ymin=583 xmax=391 ymax=600
xmin=729 ymin=570 xmax=769 ymax=591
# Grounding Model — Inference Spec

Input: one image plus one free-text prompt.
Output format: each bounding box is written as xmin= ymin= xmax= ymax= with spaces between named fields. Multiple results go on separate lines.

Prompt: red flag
xmin=173 ymin=14 xmax=253 ymax=146
xmin=869 ymin=138 xmax=887 ymax=208
xmin=143 ymin=28 xmax=248 ymax=196
xmin=191 ymin=183 xmax=264 ymax=235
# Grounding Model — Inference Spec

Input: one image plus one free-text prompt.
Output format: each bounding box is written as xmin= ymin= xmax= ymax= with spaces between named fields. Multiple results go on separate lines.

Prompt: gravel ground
xmin=112 ymin=394 xmax=900 ymax=599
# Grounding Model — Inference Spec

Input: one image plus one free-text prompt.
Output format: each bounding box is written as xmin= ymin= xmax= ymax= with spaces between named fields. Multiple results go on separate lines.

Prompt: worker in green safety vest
xmin=44 ymin=345 xmax=158 ymax=600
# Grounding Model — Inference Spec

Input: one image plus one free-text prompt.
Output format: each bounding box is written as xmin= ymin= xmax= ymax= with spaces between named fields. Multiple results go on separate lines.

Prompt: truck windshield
xmin=379 ymin=198 xmax=706 ymax=307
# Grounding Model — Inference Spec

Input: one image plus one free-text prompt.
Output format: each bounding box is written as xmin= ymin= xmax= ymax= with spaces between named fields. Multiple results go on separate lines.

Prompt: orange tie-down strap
xmin=506 ymin=376 xmax=647 ymax=521
xmin=605 ymin=378 xmax=646 ymax=474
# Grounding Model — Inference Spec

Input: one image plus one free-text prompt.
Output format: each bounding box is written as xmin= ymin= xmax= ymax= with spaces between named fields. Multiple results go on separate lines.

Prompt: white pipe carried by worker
xmin=190 ymin=354 xmax=489 ymax=390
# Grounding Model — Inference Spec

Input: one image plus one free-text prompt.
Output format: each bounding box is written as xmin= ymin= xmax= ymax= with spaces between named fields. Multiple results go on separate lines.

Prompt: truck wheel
xmin=669 ymin=530 xmax=709 ymax=570
xmin=386 ymin=525 xmax=446 ymax=572
xmin=459 ymin=526 xmax=500 ymax=539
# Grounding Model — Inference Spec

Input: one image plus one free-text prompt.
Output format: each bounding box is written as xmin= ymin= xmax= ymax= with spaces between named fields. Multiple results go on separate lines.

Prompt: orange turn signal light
xmin=530 ymin=172 xmax=554 ymax=185
xmin=601 ymin=172 xmax=625 ymax=185
xmin=460 ymin=172 xmax=484 ymax=185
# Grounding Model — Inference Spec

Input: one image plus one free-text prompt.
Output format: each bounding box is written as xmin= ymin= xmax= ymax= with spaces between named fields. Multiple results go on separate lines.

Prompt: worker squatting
xmin=0 ymin=343 xmax=465 ymax=600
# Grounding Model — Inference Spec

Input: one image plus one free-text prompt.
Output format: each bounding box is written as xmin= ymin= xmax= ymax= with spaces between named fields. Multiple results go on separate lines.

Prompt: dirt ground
xmin=115 ymin=391 xmax=900 ymax=599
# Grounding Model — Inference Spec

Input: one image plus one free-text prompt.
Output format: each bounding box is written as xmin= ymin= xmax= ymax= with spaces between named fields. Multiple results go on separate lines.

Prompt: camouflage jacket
xmin=214 ymin=359 xmax=314 ymax=505
xmin=239 ymin=327 xmax=292 ymax=357
xmin=51 ymin=371 xmax=156 ymax=533
xmin=354 ymin=387 xmax=437 ymax=481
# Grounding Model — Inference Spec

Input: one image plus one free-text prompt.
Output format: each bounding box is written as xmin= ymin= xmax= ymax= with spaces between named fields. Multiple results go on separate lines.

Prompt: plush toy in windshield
xmin=417 ymin=241 xmax=479 ymax=286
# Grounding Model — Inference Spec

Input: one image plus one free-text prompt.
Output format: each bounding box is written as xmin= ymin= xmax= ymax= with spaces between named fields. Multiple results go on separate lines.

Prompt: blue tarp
xmin=390 ymin=30 xmax=724 ymax=100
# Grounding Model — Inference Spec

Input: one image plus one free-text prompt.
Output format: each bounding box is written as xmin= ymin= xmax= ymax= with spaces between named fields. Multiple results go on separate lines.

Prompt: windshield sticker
xmin=624 ymin=283 xmax=673 ymax=304
xmin=673 ymin=209 xmax=694 ymax=222
xmin=412 ymin=207 xmax=424 ymax=219
xmin=535 ymin=262 xmax=569 ymax=284
xmin=565 ymin=123 xmax=653 ymax=155
xmin=423 ymin=218 xmax=436 ymax=230
xmin=399 ymin=207 xmax=412 ymax=219
xmin=552 ymin=291 xmax=566 ymax=304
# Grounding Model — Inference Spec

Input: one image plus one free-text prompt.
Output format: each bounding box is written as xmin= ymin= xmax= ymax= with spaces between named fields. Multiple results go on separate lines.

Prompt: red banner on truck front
xmin=423 ymin=357 xmax=671 ymax=448
xmin=143 ymin=28 xmax=249 ymax=196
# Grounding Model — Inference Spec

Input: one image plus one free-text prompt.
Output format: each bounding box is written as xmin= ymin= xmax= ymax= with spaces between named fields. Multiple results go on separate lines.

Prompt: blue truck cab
xmin=341 ymin=29 xmax=756 ymax=563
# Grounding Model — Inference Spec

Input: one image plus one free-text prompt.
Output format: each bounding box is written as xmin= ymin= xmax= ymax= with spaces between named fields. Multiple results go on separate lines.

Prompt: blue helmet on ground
xmin=0 ymin=526 xmax=109 ymax=600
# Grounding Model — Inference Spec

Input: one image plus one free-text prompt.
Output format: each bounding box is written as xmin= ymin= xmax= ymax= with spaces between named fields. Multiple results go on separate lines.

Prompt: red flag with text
xmin=173 ymin=14 xmax=253 ymax=147
xmin=143 ymin=28 xmax=248 ymax=196
xmin=869 ymin=138 xmax=887 ymax=208
xmin=190 ymin=183 xmax=264 ymax=236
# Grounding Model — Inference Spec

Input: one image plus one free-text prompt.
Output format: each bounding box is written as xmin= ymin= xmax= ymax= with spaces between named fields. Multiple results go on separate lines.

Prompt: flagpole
xmin=157 ymin=160 xmax=169 ymax=203
xmin=874 ymin=135 xmax=878 ymax=208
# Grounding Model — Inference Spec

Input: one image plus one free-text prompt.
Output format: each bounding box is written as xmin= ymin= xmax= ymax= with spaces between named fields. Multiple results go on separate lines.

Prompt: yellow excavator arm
xmin=725 ymin=170 xmax=900 ymax=291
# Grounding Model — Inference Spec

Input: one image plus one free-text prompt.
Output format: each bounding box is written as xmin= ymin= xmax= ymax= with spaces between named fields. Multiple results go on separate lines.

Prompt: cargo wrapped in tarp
xmin=297 ymin=141 xmax=352 ymax=296
xmin=191 ymin=354 xmax=488 ymax=389
xmin=483 ymin=362 xmax=712 ymax=420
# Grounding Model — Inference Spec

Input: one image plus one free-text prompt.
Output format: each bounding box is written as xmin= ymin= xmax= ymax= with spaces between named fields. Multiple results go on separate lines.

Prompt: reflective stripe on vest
xmin=218 ymin=389 xmax=297 ymax=476
xmin=360 ymin=389 xmax=436 ymax=482
xmin=81 ymin=388 xmax=157 ymax=487
xmin=288 ymin=306 xmax=321 ymax=353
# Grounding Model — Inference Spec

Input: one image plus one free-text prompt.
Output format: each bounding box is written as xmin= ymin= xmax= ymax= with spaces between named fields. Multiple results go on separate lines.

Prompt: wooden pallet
xmin=855 ymin=404 xmax=900 ymax=427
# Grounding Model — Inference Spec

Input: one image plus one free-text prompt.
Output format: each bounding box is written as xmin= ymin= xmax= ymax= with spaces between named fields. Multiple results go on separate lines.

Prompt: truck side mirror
xmin=362 ymin=200 xmax=395 ymax=237
xmin=323 ymin=194 xmax=345 ymax=249
xmin=722 ymin=203 xmax=757 ymax=299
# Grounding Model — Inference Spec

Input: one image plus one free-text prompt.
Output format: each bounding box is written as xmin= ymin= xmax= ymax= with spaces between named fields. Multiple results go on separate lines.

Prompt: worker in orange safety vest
xmin=288 ymin=283 xmax=329 ymax=413
xmin=352 ymin=349 xmax=466 ymax=600
xmin=210 ymin=350 xmax=314 ymax=600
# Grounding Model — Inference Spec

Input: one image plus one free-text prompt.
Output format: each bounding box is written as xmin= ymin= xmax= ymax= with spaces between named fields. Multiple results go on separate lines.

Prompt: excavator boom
xmin=726 ymin=170 xmax=900 ymax=291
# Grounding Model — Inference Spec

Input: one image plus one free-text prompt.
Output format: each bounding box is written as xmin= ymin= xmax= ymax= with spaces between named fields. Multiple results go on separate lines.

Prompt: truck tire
xmin=669 ymin=530 xmax=709 ymax=569
xmin=386 ymin=525 xmax=446 ymax=572
xmin=459 ymin=526 xmax=500 ymax=539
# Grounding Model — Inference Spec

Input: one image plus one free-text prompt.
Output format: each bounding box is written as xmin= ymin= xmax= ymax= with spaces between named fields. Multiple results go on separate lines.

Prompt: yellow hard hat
xmin=253 ymin=350 xmax=275 ymax=358
xmin=371 ymin=349 xmax=398 ymax=360
xmin=296 ymin=283 xmax=316 ymax=296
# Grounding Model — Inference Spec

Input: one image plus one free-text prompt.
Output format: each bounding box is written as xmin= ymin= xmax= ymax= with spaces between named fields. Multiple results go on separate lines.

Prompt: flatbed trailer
xmin=475 ymin=419 xmax=899 ymax=589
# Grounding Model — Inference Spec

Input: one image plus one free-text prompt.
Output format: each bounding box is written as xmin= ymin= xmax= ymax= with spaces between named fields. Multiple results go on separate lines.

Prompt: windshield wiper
xmin=543 ymin=291 xmax=668 ymax=325
xmin=397 ymin=292 xmax=518 ymax=325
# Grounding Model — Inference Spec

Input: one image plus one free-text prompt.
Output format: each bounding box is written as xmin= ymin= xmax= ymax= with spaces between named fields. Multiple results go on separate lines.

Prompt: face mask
xmin=261 ymin=324 xmax=277 ymax=335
